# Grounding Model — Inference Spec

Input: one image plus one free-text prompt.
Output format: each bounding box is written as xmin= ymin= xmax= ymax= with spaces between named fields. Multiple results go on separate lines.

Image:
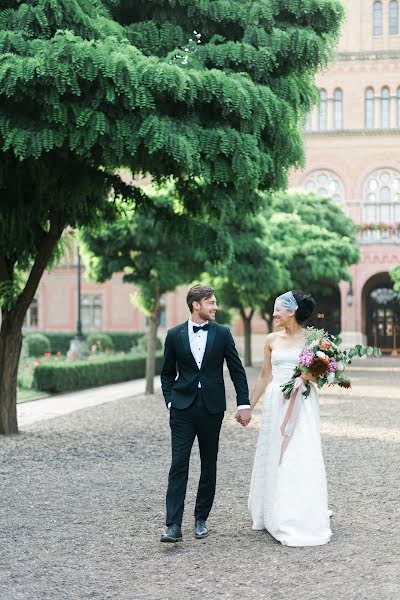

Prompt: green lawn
xmin=17 ymin=389 xmax=50 ymax=404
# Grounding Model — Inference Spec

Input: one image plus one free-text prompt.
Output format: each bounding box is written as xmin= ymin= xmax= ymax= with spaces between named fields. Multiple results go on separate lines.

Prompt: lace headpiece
xmin=274 ymin=291 xmax=298 ymax=312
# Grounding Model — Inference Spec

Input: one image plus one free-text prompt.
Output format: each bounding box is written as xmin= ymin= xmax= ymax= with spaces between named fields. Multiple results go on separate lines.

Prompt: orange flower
xmin=321 ymin=341 xmax=331 ymax=350
xmin=44 ymin=352 xmax=51 ymax=358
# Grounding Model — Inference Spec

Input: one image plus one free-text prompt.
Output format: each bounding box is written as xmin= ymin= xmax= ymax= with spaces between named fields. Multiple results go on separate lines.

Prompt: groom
xmin=160 ymin=285 xmax=251 ymax=543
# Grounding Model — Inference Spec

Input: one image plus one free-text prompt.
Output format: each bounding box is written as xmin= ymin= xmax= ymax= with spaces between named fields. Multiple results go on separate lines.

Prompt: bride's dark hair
xmin=292 ymin=290 xmax=316 ymax=325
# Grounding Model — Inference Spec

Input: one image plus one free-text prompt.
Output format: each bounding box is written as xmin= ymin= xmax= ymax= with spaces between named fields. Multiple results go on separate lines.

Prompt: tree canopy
xmin=216 ymin=191 xmax=360 ymax=365
xmin=79 ymin=189 xmax=231 ymax=392
xmin=0 ymin=0 xmax=344 ymax=432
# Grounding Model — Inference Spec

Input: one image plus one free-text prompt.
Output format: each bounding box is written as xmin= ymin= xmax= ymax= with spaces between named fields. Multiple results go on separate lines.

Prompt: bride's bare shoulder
xmin=264 ymin=332 xmax=278 ymax=351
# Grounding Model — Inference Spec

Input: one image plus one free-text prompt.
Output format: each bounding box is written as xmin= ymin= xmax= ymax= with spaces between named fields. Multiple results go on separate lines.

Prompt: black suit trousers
xmin=166 ymin=389 xmax=224 ymax=526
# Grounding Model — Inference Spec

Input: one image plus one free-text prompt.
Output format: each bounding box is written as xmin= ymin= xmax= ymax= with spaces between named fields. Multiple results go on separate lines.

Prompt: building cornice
xmin=305 ymin=129 xmax=400 ymax=137
xmin=337 ymin=50 xmax=400 ymax=61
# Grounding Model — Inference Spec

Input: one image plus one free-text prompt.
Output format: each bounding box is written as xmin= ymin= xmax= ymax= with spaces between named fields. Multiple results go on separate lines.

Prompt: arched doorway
xmin=363 ymin=274 xmax=400 ymax=352
xmin=308 ymin=285 xmax=341 ymax=336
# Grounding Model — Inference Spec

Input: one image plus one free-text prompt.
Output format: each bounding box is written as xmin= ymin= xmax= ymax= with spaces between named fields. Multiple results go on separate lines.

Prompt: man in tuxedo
xmin=160 ymin=284 xmax=251 ymax=543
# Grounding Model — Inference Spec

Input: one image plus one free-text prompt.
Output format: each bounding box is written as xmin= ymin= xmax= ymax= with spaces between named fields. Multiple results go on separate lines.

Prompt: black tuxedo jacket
xmin=161 ymin=320 xmax=249 ymax=414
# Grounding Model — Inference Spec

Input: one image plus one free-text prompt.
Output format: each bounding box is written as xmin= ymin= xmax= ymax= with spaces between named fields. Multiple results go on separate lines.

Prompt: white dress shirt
xmin=167 ymin=319 xmax=250 ymax=411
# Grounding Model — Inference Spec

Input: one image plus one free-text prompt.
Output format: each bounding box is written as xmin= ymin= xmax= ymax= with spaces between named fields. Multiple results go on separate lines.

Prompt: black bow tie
xmin=193 ymin=323 xmax=209 ymax=333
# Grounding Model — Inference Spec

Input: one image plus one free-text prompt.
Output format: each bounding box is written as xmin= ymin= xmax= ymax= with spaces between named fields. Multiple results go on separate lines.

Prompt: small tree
xmin=215 ymin=213 xmax=288 ymax=367
xmin=259 ymin=190 xmax=360 ymax=326
xmin=80 ymin=193 xmax=231 ymax=393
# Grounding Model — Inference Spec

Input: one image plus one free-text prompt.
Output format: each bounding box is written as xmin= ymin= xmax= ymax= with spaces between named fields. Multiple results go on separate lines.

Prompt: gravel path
xmin=1 ymin=358 xmax=399 ymax=600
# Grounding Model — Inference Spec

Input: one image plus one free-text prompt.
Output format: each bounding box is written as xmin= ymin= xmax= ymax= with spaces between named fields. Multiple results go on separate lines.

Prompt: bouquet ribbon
xmin=280 ymin=376 xmax=307 ymax=465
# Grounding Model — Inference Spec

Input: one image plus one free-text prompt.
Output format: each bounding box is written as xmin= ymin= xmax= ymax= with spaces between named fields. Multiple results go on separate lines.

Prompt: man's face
xmin=193 ymin=295 xmax=218 ymax=321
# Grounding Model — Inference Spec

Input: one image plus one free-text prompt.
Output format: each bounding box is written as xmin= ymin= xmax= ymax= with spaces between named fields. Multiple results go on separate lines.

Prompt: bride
xmin=247 ymin=290 xmax=332 ymax=547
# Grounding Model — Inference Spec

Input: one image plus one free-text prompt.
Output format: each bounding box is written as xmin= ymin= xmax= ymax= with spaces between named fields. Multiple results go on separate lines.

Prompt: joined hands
xmin=235 ymin=408 xmax=252 ymax=427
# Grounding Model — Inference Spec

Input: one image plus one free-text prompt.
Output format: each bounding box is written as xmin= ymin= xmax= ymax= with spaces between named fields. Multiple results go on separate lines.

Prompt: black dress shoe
xmin=194 ymin=519 xmax=209 ymax=539
xmin=160 ymin=524 xmax=182 ymax=543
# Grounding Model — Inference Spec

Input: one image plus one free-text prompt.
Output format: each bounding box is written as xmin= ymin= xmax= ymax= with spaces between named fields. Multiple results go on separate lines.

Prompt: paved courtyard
xmin=1 ymin=358 xmax=399 ymax=600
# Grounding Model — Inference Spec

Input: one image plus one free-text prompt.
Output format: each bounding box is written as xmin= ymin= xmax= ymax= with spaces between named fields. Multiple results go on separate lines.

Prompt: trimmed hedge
xmin=33 ymin=352 xmax=163 ymax=393
xmin=29 ymin=331 xmax=146 ymax=354
xmin=103 ymin=332 xmax=145 ymax=353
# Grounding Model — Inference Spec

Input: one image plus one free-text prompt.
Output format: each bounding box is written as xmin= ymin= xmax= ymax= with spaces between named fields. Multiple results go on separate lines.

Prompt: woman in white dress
xmin=248 ymin=290 xmax=332 ymax=547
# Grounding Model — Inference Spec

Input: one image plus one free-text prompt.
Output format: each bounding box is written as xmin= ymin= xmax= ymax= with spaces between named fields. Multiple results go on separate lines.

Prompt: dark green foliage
xmin=0 ymin=0 xmax=344 ymax=431
xmin=265 ymin=191 xmax=360 ymax=292
xmin=33 ymin=332 xmax=75 ymax=355
xmin=30 ymin=331 xmax=146 ymax=354
xmin=391 ymin=265 xmax=400 ymax=295
xmin=80 ymin=192 xmax=232 ymax=315
xmin=102 ymin=331 xmax=146 ymax=352
xmin=86 ymin=332 xmax=114 ymax=352
xmin=137 ymin=334 xmax=163 ymax=354
xmin=33 ymin=352 xmax=164 ymax=393
xmin=24 ymin=332 xmax=51 ymax=357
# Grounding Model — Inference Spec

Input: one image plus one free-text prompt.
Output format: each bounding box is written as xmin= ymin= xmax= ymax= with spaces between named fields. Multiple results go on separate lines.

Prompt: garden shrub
xmin=86 ymin=333 xmax=114 ymax=352
xmin=103 ymin=332 xmax=145 ymax=352
xmin=137 ymin=334 xmax=163 ymax=354
xmin=33 ymin=352 xmax=164 ymax=393
xmin=24 ymin=333 xmax=51 ymax=357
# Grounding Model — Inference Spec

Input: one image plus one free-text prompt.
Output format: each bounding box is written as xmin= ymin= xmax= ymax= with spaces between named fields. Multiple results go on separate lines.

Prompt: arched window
xmin=365 ymin=88 xmax=375 ymax=129
xmin=333 ymin=88 xmax=343 ymax=130
xmin=319 ymin=89 xmax=327 ymax=130
xmin=389 ymin=0 xmax=399 ymax=35
xmin=381 ymin=87 xmax=391 ymax=128
xmin=373 ymin=1 xmax=383 ymax=36
xmin=363 ymin=169 xmax=400 ymax=223
xmin=303 ymin=170 xmax=345 ymax=208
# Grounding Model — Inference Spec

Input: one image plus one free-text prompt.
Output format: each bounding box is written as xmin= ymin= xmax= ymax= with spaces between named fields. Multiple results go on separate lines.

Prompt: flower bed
xmin=33 ymin=352 xmax=163 ymax=393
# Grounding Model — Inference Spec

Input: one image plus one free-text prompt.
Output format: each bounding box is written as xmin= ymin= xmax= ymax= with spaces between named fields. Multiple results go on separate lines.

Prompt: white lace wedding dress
xmin=248 ymin=348 xmax=332 ymax=546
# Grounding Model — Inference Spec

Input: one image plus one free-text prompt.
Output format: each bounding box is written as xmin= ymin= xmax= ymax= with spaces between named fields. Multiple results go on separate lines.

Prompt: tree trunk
xmin=240 ymin=307 xmax=254 ymax=367
xmin=0 ymin=214 xmax=63 ymax=434
xmin=0 ymin=313 xmax=23 ymax=434
xmin=145 ymin=300 xmax=161 ymax=395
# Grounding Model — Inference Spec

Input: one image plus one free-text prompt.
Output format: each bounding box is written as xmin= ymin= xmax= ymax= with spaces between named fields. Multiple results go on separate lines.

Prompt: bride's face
xmin=273 ymin=301 xmax=295 ymax=329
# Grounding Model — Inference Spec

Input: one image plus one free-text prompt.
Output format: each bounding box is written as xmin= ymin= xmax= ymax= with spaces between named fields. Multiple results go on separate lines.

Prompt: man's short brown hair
xmin=186 ymin=285 xmax=215 ymax=313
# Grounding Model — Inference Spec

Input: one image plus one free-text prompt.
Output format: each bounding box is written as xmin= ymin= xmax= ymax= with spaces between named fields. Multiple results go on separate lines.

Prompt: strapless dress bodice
xmin=271 ymin=348 xmax=301 ymax=385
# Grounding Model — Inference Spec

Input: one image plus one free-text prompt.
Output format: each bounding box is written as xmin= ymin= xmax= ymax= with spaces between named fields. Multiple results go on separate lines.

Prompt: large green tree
xmin=0 ymin=0 xmax=343 ymax=433
xmin=80 ymin=191 xmax=231 ymax=394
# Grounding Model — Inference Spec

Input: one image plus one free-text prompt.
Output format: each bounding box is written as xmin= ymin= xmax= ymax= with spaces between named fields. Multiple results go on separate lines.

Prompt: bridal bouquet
xmin=281 ymin=327 xmax=381 ymax=400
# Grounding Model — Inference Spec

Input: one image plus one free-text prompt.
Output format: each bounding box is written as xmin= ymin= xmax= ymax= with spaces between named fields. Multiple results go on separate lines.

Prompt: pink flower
xmin=299 ymin=348 xmax=314 ymax=367
xmin=328 ymin=359 xmax=337 ymax=372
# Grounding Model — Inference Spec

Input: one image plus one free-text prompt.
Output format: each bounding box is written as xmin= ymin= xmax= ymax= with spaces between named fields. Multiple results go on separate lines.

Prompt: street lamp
xmin=67 ymin=242 xmax=88 ymax=359
xmin=347 ymin=281 xmax=354 ymax=307
xmin=76 ymin=246 xmax=83 ymax=341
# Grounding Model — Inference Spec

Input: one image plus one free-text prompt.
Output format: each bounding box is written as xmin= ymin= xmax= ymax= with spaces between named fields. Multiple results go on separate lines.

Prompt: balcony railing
xmin=356 ymin=228 xmax=400 ymax=244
